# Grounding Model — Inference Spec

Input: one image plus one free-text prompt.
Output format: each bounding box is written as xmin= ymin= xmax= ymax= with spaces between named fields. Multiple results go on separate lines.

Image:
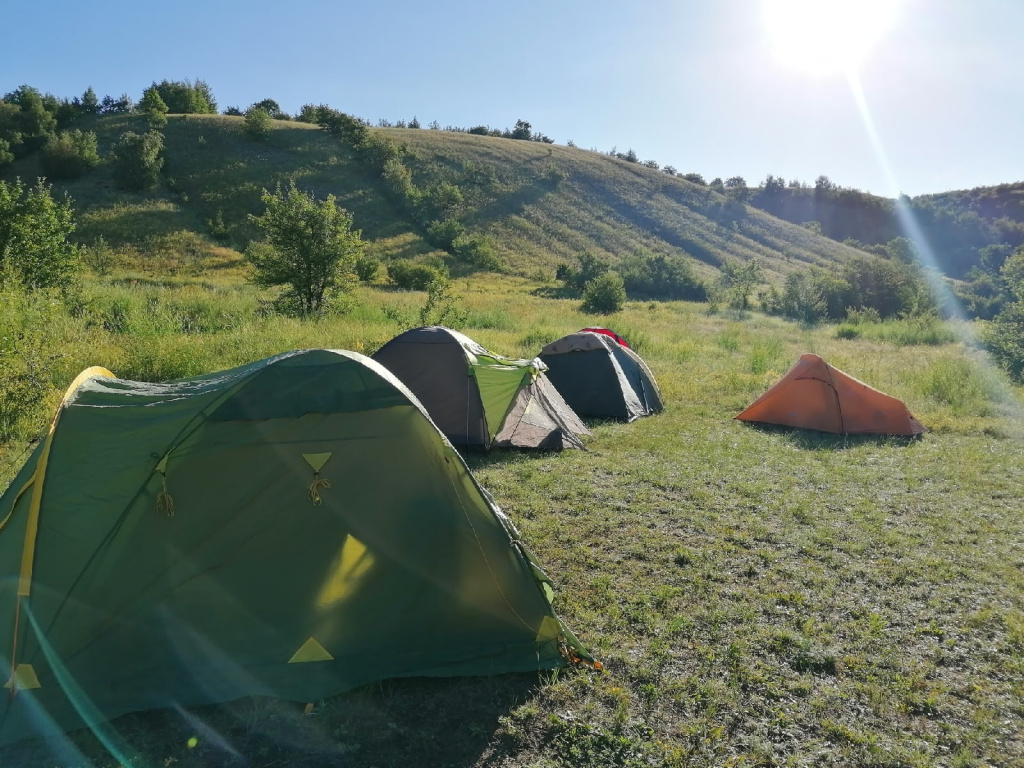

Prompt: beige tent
xmin=736 ymin=353 xmax=924 ymax=436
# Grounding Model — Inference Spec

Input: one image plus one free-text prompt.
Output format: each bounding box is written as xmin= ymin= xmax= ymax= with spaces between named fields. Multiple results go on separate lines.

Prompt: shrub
xmin=0 ymin=178 xmax=80 ymax=290
xmin=620 ymin=252 xmax=707 ymax=301
xmin=984 ymin=302 xmax=1024 ymax=382
xmin=452 ymin=234 xmax=501 ymax=271
xmin=0 ymin=287 xmax=66 ymax=441
xmin=388 ymin=260 xmax=445 ymax=291
xmin=557 ymin=252 xmax=610 ymax=296
xmin=354 ymin=254 xmax=380 ymax=282
xmin=40 ymin=129 xmax=100 ymax=179
xmin=83 ymin=236 xmax=118 ymax=276
xmin=425 ymin=218 xmax=465 ymax=251
xmin=581 ymin=271 xmax=626 ymax=314
xmin=244 ymin=107 xmax=272 ymax=141
xmin=843 ymin=255 xmax=931 ymax=319
xmin=111 ymin=130 xmax=164 ymax=191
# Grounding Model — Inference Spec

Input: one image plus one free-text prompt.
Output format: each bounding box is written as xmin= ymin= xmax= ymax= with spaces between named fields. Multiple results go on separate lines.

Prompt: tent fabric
xmin=494 ymin=377 xmax=590 ymax=450
xmin=0 ymin=350 xmax=591 ymax=744
xmin=579 ymin=327 xmax=630 ymax=348
xmin=736 ymin=353 xmax=925 ymax=436
xmin=372 ymin=327 xmax=590 ymax=450
xmin=539 ymin=332 xmax=664 ymax=421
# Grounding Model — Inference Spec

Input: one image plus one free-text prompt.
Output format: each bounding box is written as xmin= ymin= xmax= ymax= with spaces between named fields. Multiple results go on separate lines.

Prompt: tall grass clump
xmin=911 ymin=355 xmax=1003 ymax=415
xmin=0 ymin=288 xmax=97 ymax=442
xmin=835 ymin=315 xmax=958 ymax=346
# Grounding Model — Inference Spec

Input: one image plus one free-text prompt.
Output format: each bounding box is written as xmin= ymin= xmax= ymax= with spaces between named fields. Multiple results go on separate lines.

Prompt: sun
xmin=763 ymin=0 xmax=901 ymax=77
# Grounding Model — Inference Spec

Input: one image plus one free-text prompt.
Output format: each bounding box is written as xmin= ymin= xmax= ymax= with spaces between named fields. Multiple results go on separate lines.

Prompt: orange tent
xmin=736 ymin=354 xmax=924 ymax=436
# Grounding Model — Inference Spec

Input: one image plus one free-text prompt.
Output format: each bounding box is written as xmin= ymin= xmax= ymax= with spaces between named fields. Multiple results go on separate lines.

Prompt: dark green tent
xmin=372 ymin=326 xmax=590 ymax=450
xmin=539 ymin=330 xmax=664 ymax=421
xmin=0 ymin=350 xmax=590 ymax=744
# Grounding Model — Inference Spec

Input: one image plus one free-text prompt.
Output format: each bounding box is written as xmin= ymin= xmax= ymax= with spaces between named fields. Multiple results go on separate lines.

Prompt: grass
xmin=1 ymin=271 xmax=1023 ymax=767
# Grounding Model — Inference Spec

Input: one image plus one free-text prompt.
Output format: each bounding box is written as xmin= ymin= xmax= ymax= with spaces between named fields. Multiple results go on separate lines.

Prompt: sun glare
xmin=763 ymin=0 xmax=901 ymax=76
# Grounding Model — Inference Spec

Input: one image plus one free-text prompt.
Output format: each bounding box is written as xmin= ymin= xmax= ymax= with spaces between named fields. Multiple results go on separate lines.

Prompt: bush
xmin=0 ymin=291 xmax=57 ymax=441
xmin=843 ymin=255 xmax=931 ymax=319
xmin=984 ymin=302 xmax=1024 ymax=382
xmin=354 ymin=254 xmax=380 ymax=282
xmin=111 ymin=130 xmax=164 ymax=191
xmin=581 ymin=271 xmax=626 ymax=314
xmin=452 ymin=234 xmax=501 ymax=271
xmin=388 ymin=260 xmax=446 ymax=291
xmin=557 ymin=252 xmax=610 ymax=296
xmin=0 ymin=178 xmax=80 ymax=290
xmin=83 ymin=236 xmax=118 ymax=276
xmin=425 ymin=218 xmax=465 ymax=251
xmin=40 ymin=129 xmax=100 ymax=179
xmin=620 ymin=252 xmax=707 ymax=301
xmin=243 ymin=108 xmax=272 ymax=141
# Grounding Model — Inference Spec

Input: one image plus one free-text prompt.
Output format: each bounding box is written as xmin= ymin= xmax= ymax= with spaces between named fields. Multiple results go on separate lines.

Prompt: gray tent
xmin=539 ymin=331 xmax=664 ymax=421
xmin=372 ymin=327 xmax=590 ymax=450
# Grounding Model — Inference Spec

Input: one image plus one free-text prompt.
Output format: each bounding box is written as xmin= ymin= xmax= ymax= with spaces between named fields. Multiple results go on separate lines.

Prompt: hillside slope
xmin=6 ymin=115 xmax=868 ymax=280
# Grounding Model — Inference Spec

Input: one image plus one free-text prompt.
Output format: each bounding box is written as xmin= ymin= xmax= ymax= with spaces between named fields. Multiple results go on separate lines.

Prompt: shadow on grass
xmin=742 ymin=422 xmax=922 ymax=451
xmin=1 ymin=674 xmax=540 ymax=768
xmin=530 ymin=284 xmax=577 ymax=299
xmin=463 ymin=444 xmax=576 ymax=470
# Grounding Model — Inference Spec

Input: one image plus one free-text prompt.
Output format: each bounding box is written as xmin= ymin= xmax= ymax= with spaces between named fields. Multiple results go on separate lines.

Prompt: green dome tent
xmin=539 ymin=330 xmax=664 ymax=421
xmin=0 ymin=350 xmax=591 ymax=744
xmin=372 ymin=326 xmax=590 ymax=450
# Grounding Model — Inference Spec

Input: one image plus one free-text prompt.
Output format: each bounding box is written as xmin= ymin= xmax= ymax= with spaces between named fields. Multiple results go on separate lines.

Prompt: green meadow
xmin=2 ymin=269 xmax=1022 ymax=767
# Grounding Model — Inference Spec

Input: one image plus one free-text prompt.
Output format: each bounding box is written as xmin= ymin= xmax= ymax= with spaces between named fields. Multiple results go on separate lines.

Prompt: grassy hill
xmin=5 ymin=114 xmax=867 ymax=282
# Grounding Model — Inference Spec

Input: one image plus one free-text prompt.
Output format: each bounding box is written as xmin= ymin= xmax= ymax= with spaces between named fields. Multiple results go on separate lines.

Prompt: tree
xmin=682 ymin=172 xmax=706 ymax=185
xmin=718 ymin=258 xmax=764 ymax=309
xmin=2 ymin=86 xmax=56 ymax=152
xmin=247 ymin=183 xmax=365 ymax=316
xmin=100 ymin=93 xmax=134 ymax=114
xmin=509 ymin=119 xmax=532 ymax=140
xmin=80 ymin=87 xmax=100 ymax=115
xmin=725 ymin=176 xmax=746 ymax=188
xmin=0 ymin=178 xmax=79 ymax=290
xmin=139 ymin=86 xmax=169 ymax=128
xmin=111 ymin=130 xmax=164 ymax=191
xmin=40 ymin=129 xmax=100 ymax=179
xmin=249 ymin=99 xmax=288 ymax=120
xmin=151 ymin=79 xmax=216 ymax=114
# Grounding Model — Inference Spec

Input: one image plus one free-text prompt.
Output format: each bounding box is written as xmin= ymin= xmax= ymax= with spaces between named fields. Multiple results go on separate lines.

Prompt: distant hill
xmin=740 ymin=178 xmax=1024 ymax=278
xmin=3 ymin=114 xmax=869 ymax=282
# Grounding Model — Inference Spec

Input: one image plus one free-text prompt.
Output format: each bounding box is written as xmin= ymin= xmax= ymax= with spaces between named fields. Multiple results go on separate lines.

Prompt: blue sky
xmin=4 ymin=0 xmax=1021 ymax=197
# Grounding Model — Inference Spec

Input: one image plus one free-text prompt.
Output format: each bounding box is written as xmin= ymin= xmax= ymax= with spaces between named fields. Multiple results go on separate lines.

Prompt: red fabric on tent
xmin=579 ymin=328 xmax=630 ymax=348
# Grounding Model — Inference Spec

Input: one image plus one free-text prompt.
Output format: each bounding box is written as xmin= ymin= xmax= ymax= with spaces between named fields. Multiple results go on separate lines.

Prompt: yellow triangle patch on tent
xmin=535 ymin=615 xmax=561 ymax=643
xmin=302 ymin=453 xmax=332 ymax=472
xmin=4 ymin=663 xmax=41 ymax=691
xmin=288 ymin=636 xmax=334 ymax=663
